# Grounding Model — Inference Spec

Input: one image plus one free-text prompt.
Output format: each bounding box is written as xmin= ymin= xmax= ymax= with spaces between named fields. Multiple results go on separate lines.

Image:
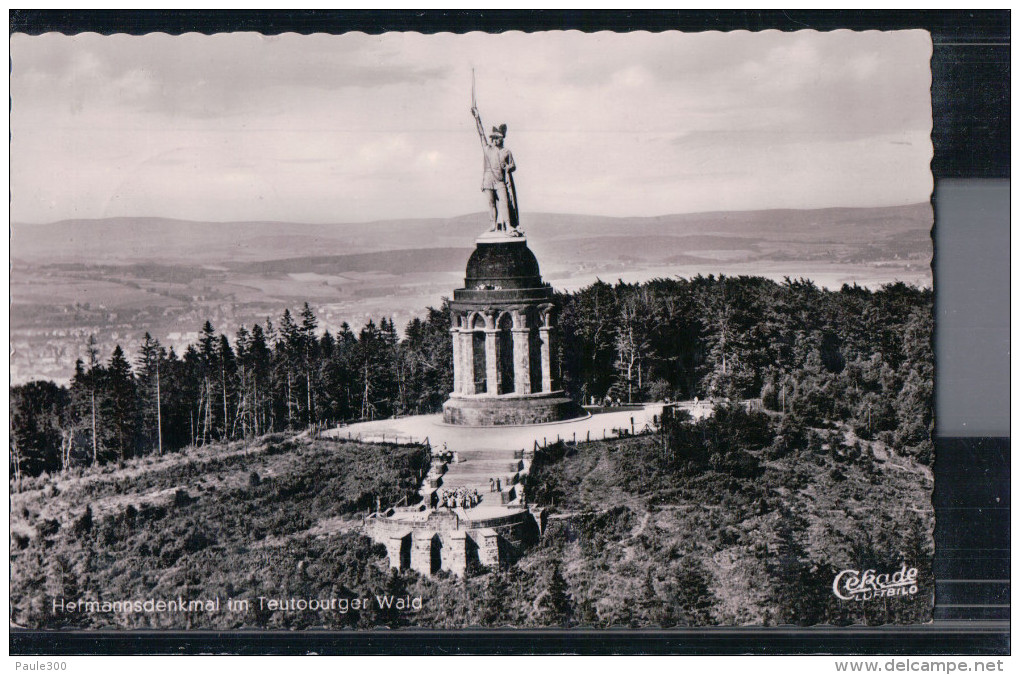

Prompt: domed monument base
xmin=443 ymin=231 xmax=582 ymax=426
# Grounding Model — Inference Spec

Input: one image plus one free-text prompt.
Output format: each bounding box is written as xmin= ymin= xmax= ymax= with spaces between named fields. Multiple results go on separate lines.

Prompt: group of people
xmin=438 ymin=486 xmax=481 ymax=510
xmin=435 ymin=447 xmax=457 ymax=465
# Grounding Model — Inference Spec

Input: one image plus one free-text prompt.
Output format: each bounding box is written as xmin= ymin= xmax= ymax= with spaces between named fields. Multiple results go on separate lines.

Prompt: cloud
xmin=12 ymin=32 xmax=451 ymax=121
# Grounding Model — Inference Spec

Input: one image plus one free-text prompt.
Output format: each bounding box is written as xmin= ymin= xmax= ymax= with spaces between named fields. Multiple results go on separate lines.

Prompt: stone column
xmin=484 ymin=329 xmax=499 ymax=396
xmin=461 ymin=331 xmax=476 ymax=395
xmin=539 ymin=327 xmax=553 ymax=393
xmin=450 ymin=327 xmax=462 ymax=394
xmin=476 ymin=529 xmax=501 ymax=568
xmin=512 ymin=329 xmax=531 ymax=395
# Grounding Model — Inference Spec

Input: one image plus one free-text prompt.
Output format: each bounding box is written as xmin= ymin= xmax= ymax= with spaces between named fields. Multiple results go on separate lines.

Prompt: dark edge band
xmin=6 ymin=622 xmax=1012 ymax=656
xmin=7 ymin=8 xmax=1010 ymax=656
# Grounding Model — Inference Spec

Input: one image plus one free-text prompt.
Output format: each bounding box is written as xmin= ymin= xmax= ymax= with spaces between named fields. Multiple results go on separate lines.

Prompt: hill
xmin=509 ymin=419 xmax=933 ymax=626
xmin=11 ymin=203 xmax=931 ymax=265
xmin=10 ymin=434 xmax=428 ymax=629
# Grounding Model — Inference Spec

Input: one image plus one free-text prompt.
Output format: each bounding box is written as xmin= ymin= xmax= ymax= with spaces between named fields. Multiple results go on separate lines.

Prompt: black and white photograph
xmin=10 ymin=27 xmax=937 ymax=633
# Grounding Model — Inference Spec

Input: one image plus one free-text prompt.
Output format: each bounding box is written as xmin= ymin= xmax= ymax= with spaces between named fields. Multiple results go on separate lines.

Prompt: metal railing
xmin=331 ymin=431 xmax=431 ymax=450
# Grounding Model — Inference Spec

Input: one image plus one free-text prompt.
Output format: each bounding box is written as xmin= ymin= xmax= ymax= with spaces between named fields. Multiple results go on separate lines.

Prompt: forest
xmin=10 ymin=274 xmax=933 ymax=482
xmin=9 ymin=273 xmax=934 ymax=628
xmin=511 ymin=405 xmax=933 ymax=626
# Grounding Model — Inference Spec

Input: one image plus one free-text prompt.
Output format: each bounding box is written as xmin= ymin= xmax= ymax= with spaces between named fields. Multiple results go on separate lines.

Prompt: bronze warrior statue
xmin=471 ymin=105 xmax=520 ymax=235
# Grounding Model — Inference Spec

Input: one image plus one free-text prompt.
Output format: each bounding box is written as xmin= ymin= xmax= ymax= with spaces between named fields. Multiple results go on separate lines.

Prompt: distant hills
xmin=10 ymin=203 xmax=932 ymax=385
xmin=11 ymin=203 xmax=932 ymax=266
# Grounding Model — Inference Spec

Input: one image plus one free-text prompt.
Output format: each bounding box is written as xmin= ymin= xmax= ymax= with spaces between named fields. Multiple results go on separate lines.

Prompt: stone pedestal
xmin=443 ymin=234 xmax=581 ymax=426
xmin=443 ymin=391 xmax=580 ymax=426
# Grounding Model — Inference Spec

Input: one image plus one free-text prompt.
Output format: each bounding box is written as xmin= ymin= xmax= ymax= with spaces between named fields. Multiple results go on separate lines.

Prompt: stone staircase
xmin=442 ymin=455 xmax=522 ymax=491
xmin=421 ymin=445 xmax=529 ymax=508
xmin=455 ymin=448 xmax=526 ymax=461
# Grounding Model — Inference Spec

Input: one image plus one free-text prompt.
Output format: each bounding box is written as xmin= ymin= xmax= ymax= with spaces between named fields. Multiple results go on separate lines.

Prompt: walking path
xmin=323 ymin=402 xmax=713 ymax=454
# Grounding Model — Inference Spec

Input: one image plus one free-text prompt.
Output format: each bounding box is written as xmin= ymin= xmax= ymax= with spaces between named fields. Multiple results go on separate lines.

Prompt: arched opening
xmin=430 ymin=534 xmax=443 ymax=574
xmin=399 ymin=534 xmax=411 ymax=570
xmin=529 ymin=325 xmax=543 ymax=393
xmin=465 ymin=536 xmax=482 ymax=571
xmin=471 ymin=314 xmax=487 ymax=394
xmin=497 ymin=313 xmax=515 ymax=394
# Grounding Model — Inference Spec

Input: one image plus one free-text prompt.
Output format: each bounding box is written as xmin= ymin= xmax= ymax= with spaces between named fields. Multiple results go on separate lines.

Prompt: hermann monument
xmin=362 ymin=95 xmax=578 ymax=576
xmin=441 ymin=104 xmax=581 ymax=426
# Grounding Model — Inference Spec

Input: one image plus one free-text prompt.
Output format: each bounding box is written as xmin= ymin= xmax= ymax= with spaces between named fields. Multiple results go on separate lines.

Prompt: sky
xmin=10 ymin=30 xmax=933 ymax=224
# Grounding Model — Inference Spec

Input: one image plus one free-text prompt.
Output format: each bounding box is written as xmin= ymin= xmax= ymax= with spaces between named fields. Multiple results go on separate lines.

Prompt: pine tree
xmin=161 ymin=346 xmax=190 ymax=451
xmin=104 ymin=345 xmax=138 ymax=462
xmin=558 ymin=279 xmax=618 ymax=401
xmin=539 ymin=560 xmax=574 ymax=627
xmin=378 ymin=317 xmax=401 ymax=416
xmin=135 ymin=333 xmax=165 ymax=455
xmin=234 ymin=326 xmax=253 ymax=439
xmin=394 ymin=304 xmax=452 ymax=416
xmin=315 ymin=330 xmax=336 ymax=426
xmin=249 ymin=323 xmax=273 ymax=433
xmin=182 ymin=344 xmax=205 ymax=447
xmin=673 ymin=560 xmax=715 ymax=626
xmin=299 ymin=303 xmax=319 ymax=427
xmin=217 ymin=334 xmax=236 ymax=440
xmin=278 ymin=309 xmax=301 ymax=428
xmin=322 ymin=322 xmax=357 ymax=423
xmin=69 ymin=336 xmax=105 ymax=465
xmin=766 ymin=506 xmax=829 ymax=626
xmin=198 ymin=321 xmax=218 ymax=444
xmin=355 ymin=320 xmax=388 ymax=420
